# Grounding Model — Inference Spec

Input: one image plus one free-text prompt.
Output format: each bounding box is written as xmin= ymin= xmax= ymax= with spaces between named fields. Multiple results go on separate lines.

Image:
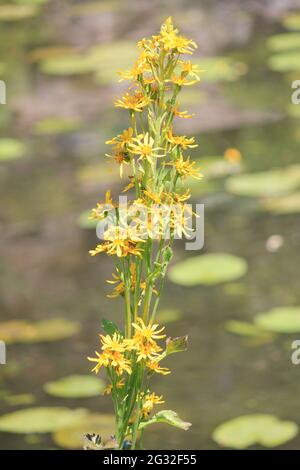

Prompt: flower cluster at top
xmin=89 ymin=16 xmax=202 ymax=264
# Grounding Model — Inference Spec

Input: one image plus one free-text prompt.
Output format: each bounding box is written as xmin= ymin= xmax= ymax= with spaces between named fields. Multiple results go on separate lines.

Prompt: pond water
xmin=0 ymin=0 xmax=300 ymax=450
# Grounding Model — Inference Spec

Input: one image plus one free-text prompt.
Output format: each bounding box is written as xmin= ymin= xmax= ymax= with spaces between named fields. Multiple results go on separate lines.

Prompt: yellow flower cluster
xmin=88 ymin=318 xmax=170 ymax=378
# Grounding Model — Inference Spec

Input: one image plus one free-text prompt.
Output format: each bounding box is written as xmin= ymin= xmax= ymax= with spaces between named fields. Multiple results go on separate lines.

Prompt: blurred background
xmin=1 ymin=0 xmax=300 ymax=450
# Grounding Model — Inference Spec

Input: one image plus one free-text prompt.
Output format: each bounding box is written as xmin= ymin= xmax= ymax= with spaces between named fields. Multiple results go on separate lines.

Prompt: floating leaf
xmin=0 ymin=318 xmax=80 ymax=344
xmin=200 ymin=156 xmax=242 ymax=179
xmin=0 ymin=138 xmax=26 ymax=161
xmin=261 ymin=192 xmax=300 ymax=214
xmin=0 ymin=407 xmax=88 ymax=434
xmin=267 ymin=33 xmax=300 ymax=52
xmin=52 ymin=413 xmax=115 ymax=449
xmin=0 ymin=4 xmax=40 ymax=21
xmin=77 ymin=210 xmax=98 ymax=230
xmin=44 ymin=375 xmax=105 ymax=398
xmin=226 ymin=166 xmax=300 ymax=197
xmin=282 ymin=13 xmax=300 ymax=31
xmin=168 ymin=253 xmax=248 ymax=286
xmin=225 ymin=320 xmax=275 ymax=340
xmin=4 ymin=394 xmax=36 ymax=406
xmin=166 ymin=336 xmax=188 ymax=355
xmin=269 ymin=51 xmax=300 ymax=72
xmin=40 ymin=54 xmax=97 ymax=76
xmin=140 ymin=410 xmax=191 ymax=431
xmin=156 ymin=309 xmax=182 ymax=324
xmin=194 ymin=57 xmax=247 ymax=83
xmin=255 ymin=306 xmax=300 ymax=333
xmin=33 ymin=117 xmax=81 ymax=135
xmin=213 ymin=414 xmax=298 ymax=449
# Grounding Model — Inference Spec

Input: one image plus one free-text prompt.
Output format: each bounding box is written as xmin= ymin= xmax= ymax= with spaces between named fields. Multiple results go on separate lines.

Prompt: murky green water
xmin=0 ymin=0 xmax=300 ymax=450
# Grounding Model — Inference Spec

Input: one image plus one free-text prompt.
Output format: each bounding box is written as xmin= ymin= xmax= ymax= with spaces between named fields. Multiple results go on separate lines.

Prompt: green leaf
xmin=226 ymin=166 xmax=300 ymax=198
xmin=168 ymin=253 xmax=248 ymax=286
xmin=267 ymin=33 xmax=300 ymax=52
xmin=0 ymin=407 xmax=88 ymax=434
xmin=0 ymin=4 xmax=40 ymax=21
xmin=156 ymin=308 xmax=182 ymax=324
xmin=102 ymin=319 xmax=119 ymax=336
xmin=44 ymin=375 xmax=105 ymax=398
xmin=166 ymin=336 xmax=188 ymax=355
xmin=213 ymin=414 xmax=298 ymax=449
xmin=0 ymin=318 xmax=80 ymax=344
xmin=0 ymin=138 xmax=26 ymax=161
xmin=140 ymin=410 xmax=191 ymax=431
xmin=282 ymin=13 xmax=300 ymax=31
xmin=254 ymin=306 xmax=300 ymax=333
xmin=268 ymin=51 xmax=300 ymax=72
xmin=260 ymin=192 xmax=300 ymax=214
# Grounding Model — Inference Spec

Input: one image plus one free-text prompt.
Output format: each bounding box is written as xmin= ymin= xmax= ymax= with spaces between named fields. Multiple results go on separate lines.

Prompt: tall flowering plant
xmin=88 ymin=17 xmax=201 ymax=450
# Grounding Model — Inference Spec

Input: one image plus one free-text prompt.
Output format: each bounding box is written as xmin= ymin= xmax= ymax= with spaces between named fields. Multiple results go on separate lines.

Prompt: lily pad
xmin=282 ymin=13 xmax=300 ymax=31
xmin=200 ymin=156 xmax=242 ymax=179
xmin=92 ymin=42 xmax=138 ymax=84
xmin=194 ymin=57 xmax=247 ymax=83
xmin=261 ymin=192 xmax=300 ymax=214
xmin=0 ymin=138 xmax=26 ymax=161
xmin=269 ymin=51 xmax=300 ymax=72
xmin=213 ymin=414 xmax=298 ymax=449
xmin=255 ymin=306 xmax=300 ymax=333
xmin=156 ymin=309 xmax=182 ymax=324
xmin=0 ymin=4 xmax=40 ymax=21
xmin=168 ymin=253 xmax=248 ymax=286
xmin=52 ymin=413 xmax=115 ymax=449
xmin=267 ymin=33 xmax=300 ymax=52
xmin=33 ymin=117 xmax=81 ymax=135
xmin=0 ymin=407 xmax=88 ymax=434
xmin=44 ymin=375 xmax=105 ymax=398
xmin=4 ymin=394 xmax=36 ymax=406
xmin=225 ymin=320 xmax=275 ymax=339
xmin=40 ymin=54 xmax=97 ymax=76
xmin=0 ymin=318 xmax=81 ymax=344
xmin=226 ymin=166 xmax=300 ymax=197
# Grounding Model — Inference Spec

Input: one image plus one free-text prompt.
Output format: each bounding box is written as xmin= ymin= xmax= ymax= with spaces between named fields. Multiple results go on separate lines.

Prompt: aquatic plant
xmin=88 ymin=17 xmax=200 ymax=450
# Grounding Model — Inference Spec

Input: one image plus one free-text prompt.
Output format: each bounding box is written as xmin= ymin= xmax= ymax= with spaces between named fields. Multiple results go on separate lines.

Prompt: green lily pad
xmin=0 ymin=318 xmax=81 ymax=344
xmin=261 ymin=192 xmax=300 ymax=214
xmin=168 ymin=253 xmax=248 ymax=286
xmin=226 ymin=166 xmax=300 ymax=197
xmin=0 ymin=407 xmax=88 ymax=434
xmin=225 ymin=320 xmax=275 ymax=339
xmin=269 ymin=51 xmax=300 ymax=72
xmin=92 ymin=42 xmax=138 ymax=84
xmin=44 ymin=375 xmax=105 ymax=398
xmin=255 ymin=306 xmax=300 ymax=333
xmin=40 ymin=54 xmax=97 ymax=76
xmin=140 ymin=410 xmax=191 ymax=431
xmin=52 ymin=413 xmax=115 ymax=449
xmin=33 ymin=117 xmax=81 ymax=135
xmin=267 ymin=33 xmax=300 ymax=51
xmin=4 ymin=394 xmax=36 ymax=406
xmin=156 ymin=309 xmax=182 ymax=324
xmin=213 ymin=414 xmax=298 ymax=449
xmin=194 ymin=57 xmax=247 ymax=83
xmin=0 ymin=138 xmax=26 ymax=161
xmin=200 ymin=156 xmax=242 ymax=179
xmin=282 ymin=13 xmax=300 ymax=31
xmin=0 ymin=4 xmax=40 ymax=21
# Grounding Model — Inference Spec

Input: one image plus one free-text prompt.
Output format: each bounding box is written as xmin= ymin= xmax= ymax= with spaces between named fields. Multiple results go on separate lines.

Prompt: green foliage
xmin=140 ymin=410 xmax=191 ymax=431
xmin=44 ymin=375 xmax=105 ymax=398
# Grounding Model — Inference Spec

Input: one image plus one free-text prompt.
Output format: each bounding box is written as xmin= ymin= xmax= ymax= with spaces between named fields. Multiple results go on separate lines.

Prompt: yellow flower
xmin=106 ymin=128 xmax=134 ymax=148
xmin=141 ymin=392 xmax=164 ymax=418
xmin=167 ymin=154 xmax=202 ymax=180
xmin=100 ymin=332 xmax=125 ymax=354
xmin=224 ymin=147 xmax=242 ymax=164
xmin=118 ymin=53 xmax=152 ymax=82
xmin=89 ymin=233 xmax=143 ymax=258
xmin=88 ymin=334 xmax=132 ymax=376
xmin=170 ymin=74 xmax=199 ymax=87
xmin=146 ymin=360 xmax=170 ymax=375
xmin=129 ymin=132 xmax=164 ymax=164
xmin=114 ymin=91 xmax=151 ymax=112
xmin=167 ymin=127 xmax=198 ymax=150
xmin=159 ymin=17 xmax=197 ymax=55
xmin=173 ymin=103 xmax=194 ymax=119
xmin=87 ymin=351 xmax=109 ymax=374
xmin=132 ymin=318 xmax=166 ymax=343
